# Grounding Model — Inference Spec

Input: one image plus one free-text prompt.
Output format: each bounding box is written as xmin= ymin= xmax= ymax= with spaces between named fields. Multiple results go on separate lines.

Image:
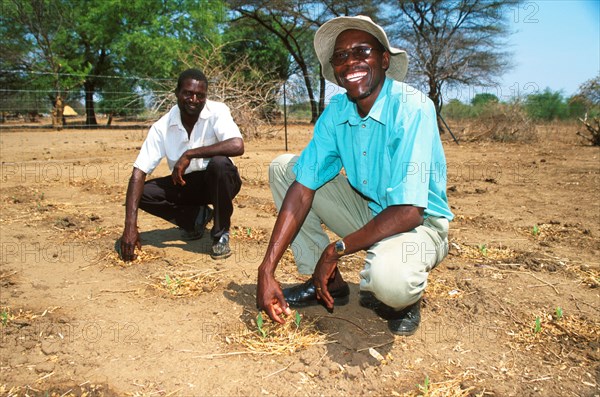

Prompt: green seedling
xmin=256 ymin=312 xmax=267 ymax=337
xmin=165 ymin=274 xmax=181 ymax=293
xmin=1 ymin=310 xmax=8 ymax=326
xmin=534 ymin=316 xmax=542 ymax=333
xmin=246 ymin=227 xmax=252 ymax=237
xmin=417 ymin=375 xmax=430 ymax=394
xmin=555 ymin=306 xmax=563 ymax=320
xmin=532 ymin=224 xmax=540 ymax=236
xmin=478 ymin=244 xmax=488 ymax=256
xmin=294 ymin=311 xmax=301 ymax=328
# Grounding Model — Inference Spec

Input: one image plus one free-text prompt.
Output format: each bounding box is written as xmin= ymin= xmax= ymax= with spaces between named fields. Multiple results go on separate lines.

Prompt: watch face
xmin=335 ymin=240 xmax=345 ymax=254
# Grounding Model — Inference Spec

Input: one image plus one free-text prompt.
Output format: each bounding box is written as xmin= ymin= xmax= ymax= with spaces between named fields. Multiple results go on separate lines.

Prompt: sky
xmin=495 ymin=0 xmax=599 ymax=101
xmin=321 ymin=1 xmax=599 ymax=104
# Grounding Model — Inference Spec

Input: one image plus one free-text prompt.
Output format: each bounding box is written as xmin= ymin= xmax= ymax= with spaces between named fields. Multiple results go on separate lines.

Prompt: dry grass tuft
xmin=1 ymin=382 xmax=115 ymax=397
xmin=102 ymin=248 xmax=163 ymax=268
xmin=512 ymin=310 xmax=600 ymax=346
xmin=449 ymin=241 xmax=518 ymax=263
xmin=567 ymin=264 xmax=600 ymax=288
xmin=230 ymin=225 xmax=268 ymax=242
xmin=426 ymin=277 xmax=464 ymax=300
xmin=0 ymin=306 xmax=60 ymax=327
xmin=227 ymin=311 xmax=331 ymax=355
xmin=400 ymin=372 xmax=478 ymax=397
xmin=148 ymin=269 xmax=223 ymax=297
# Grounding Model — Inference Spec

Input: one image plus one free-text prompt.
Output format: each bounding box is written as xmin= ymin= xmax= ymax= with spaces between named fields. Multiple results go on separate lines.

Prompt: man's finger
xmin=320 ymin=285 xmax=334 ymax=309
xmin=265 ymin=305 xmax=285 ymax=324
xmin=276 ymin=294 xmax=292 ymax=316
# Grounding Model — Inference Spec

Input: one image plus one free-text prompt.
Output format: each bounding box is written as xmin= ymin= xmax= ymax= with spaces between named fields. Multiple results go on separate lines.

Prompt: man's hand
xmin=257 ymin=272 xmax=292 ymax=324
xmin=312 ymin=244 xmax=339 ymax=310
xmin=171 ymin=153 xmax=191 ymax=186
xmin=120 ymin=226 xmax=141 ymax=261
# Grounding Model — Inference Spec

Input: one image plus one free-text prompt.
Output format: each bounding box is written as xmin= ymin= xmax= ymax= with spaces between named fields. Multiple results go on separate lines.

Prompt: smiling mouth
xmin=345 ymin=71 xmax=368 ymax=82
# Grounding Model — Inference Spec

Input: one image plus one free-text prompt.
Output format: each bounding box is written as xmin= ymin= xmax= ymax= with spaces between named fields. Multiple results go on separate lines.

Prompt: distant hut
xmin=63 ymin=105 xmax=78 ymax=117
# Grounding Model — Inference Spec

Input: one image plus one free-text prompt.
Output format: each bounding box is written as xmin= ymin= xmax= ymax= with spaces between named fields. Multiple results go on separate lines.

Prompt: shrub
xmin=525 ymin=89 xmax=569 ymax=121
xmin=464 ymin=101 xmax=536 ymax=142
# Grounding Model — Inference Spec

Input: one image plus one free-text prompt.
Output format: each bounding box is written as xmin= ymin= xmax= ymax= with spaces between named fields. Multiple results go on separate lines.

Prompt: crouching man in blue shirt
xmin=257 ymin=16 xmax=453 ymax=336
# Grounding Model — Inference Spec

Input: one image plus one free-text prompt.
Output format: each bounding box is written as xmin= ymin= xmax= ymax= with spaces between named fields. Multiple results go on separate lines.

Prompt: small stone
xmin=11 ymin=354 xmax=28 ymax=366
xmin=41 ymin=340 xmax=60 ymax=355
xmin=35 ymin=361 xmax=55 ymax=373
xmin=345 ymin=365 xmax=361 ymax=380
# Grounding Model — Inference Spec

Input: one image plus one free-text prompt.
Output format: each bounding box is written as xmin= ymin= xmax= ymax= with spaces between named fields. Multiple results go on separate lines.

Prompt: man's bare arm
xmin=257 ymin=181 xmax=315 ymax=323
xmin=120 ymin=167 xmax=146 ymax=261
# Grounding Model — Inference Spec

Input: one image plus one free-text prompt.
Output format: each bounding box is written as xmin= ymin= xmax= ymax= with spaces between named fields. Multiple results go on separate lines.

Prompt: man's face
xmin=176 ymin=78 xmax=207 ymax=118
xmin=331 ymin=29 xmax=390 ymax=102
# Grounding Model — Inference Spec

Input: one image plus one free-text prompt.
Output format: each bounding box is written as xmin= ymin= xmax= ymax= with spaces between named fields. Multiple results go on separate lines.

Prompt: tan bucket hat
xmin=314 ymin=15 xmax=408 ymax=85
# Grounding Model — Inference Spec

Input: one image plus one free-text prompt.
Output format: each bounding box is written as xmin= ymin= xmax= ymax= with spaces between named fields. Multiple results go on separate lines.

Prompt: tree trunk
xmin=318 ymin=71 xmax=326 ymax=116
xmin=52 ymin=94 xmax=64 ymax=130
xmin=428 ymin=79 xmax=445 ymax=133
xmin=296 ymin=60 xmax=318 ymax=124
xmin=84 ymin=80 xmax=97 ymax=126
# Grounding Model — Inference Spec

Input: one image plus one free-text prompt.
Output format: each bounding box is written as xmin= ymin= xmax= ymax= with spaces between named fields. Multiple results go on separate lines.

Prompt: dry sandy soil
xmin=0 ymin=119 xmax=598 ymax=397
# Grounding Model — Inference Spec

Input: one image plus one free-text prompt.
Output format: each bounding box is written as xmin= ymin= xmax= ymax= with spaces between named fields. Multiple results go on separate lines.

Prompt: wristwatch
xmin=334 ymin=239 xmax=346 ymax=256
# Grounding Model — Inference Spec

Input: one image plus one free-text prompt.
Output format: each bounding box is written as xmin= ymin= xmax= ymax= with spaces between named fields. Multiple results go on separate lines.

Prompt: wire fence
xmin=1 ymin=71 xmax=178 ymax=124
xmin=0 ymin=70 xmax=313 ymax=137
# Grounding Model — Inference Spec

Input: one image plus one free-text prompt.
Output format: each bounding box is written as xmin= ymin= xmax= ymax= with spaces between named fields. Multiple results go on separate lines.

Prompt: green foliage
xmin=569 ymin=76 xmax=600 ymax=118
xmin=256 ymin=312 xmax=267 ymax=337
xmin=1 ymin=0 xmax=228 ymax=122
xmin=222 ymin=17 xmax=291 ymax=81
xmin=532 ymin=224 xmax=540 ymax=236
xmin=471 ymin=93 xmax=499 ymax=107
xmin=417 ymin=375 xmax=430 ymax=394
xmin=478 ymin=244 xmax=488 ymax=256
xmin=534 ymin=316 xmax=542 ymax=333
xmin=165 ymin=273 xmax=182 ymax=294
xmin=442 ymin=99 xmax=475 ymax=119
xmin=286 ymin=102 xmax=313 ymax=120
xmin=97 ymin=78 xmax=145 ymax=117
xmin=525 ymin=88 xmax=569 ymax=121
xmin=555 ymin=307 xmax=563 ymax=320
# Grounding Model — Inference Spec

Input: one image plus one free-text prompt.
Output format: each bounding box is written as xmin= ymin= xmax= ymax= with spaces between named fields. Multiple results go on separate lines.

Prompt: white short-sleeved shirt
xmin=133 ymin=100 xmax=242 ymax=175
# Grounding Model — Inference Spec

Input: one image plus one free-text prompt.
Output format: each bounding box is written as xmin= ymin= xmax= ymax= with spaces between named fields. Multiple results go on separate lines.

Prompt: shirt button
xmin=363 ymin=180 xmax=367 ymax=184
xmin=362 ymin=151 xmax=367 ymax=156
xmin=361 ymin=124 xmax=366 ymax=128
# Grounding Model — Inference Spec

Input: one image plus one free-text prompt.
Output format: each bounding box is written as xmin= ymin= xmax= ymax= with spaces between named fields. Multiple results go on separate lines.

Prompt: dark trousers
xmin=139 ymin=156 xmax=242 ymax=239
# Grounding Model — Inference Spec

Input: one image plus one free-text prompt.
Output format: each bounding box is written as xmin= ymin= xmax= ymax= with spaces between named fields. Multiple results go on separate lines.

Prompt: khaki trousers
xmin=269 ymin=154 xmax=449 ymax=310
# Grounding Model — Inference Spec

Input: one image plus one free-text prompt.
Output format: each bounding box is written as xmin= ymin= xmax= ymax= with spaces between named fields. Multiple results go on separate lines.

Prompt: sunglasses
xmin=329 ymin=46 xmax=383 ymax=66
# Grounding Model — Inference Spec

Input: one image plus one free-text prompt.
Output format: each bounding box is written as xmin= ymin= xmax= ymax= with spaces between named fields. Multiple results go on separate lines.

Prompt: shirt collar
xmin=169 ymin=102 xmax=213 ymax=129
xmin=341 ymin=77 xmax=391 ymax=126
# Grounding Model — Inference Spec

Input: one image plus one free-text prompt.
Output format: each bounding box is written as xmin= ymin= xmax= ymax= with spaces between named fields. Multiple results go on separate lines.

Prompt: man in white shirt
xmin=119 ymin=69 xmax=244 ymax=261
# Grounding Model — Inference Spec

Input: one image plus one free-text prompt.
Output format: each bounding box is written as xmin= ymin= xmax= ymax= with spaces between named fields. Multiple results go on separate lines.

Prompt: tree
xmin=471 ymin=93 xmax=498 ymax=107
xmin=525 ymin=89 xmax=568 ymax=121
xmin=2 ymin=0 xmax=87 ymax=126
xmin=226 ymin=0 xmax=382 ymax=123
xmin=2 ymin=0 xmax=227 ymax=126
xmin=222 ymin=18 xmax=291 ymax=81
xmin=389 ymin=0 xmax=518 ymax=119
xmin=569 ymin=75 xmax=600 ymax=118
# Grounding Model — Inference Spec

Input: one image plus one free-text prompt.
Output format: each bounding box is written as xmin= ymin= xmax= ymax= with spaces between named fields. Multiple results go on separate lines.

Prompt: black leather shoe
xmin=358 ymin=291 xmax=382 ymax=310
xmin=181 ymin=206 xmax=213 ymax=241
xmin=283 ymin=279 xmax=350 ymax=308
xmin=387 ymin=299 xmax=421 ymax=336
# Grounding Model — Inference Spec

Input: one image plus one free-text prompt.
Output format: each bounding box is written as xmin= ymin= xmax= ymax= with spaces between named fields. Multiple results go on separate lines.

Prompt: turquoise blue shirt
xmin=294 ymin=77 xmax=453 ymax=220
